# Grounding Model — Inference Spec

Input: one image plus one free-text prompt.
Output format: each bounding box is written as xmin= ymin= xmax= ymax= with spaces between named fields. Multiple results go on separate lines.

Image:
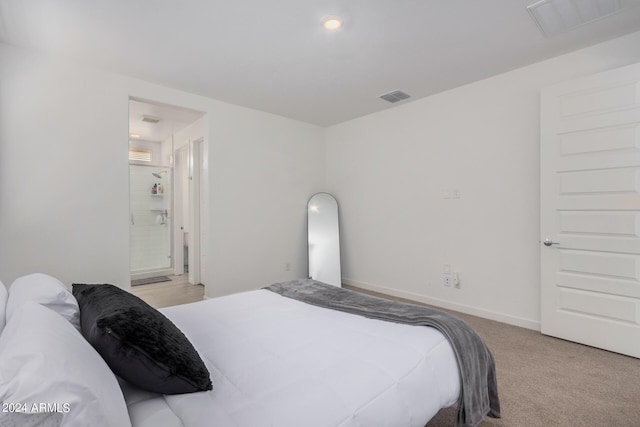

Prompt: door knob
xmin=543 ymin=238 xmax=559 ymax=246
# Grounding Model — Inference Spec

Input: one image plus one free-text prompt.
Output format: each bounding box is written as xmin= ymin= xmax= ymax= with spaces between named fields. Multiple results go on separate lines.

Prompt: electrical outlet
xmin=285 ymin=262 xmax=291 ymax=272
xmin=453 ymin=272 xmax=461 ymax=289
xmin=443 ymin=274 xmax=451 ymax=287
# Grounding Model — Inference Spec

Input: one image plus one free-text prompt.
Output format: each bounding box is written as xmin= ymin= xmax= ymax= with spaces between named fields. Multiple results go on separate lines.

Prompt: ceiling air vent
xmin=527 ymin=0 xmax=633 ymax=37
xmin=140 ymin=115 xmax=161 ymax=124
xmin=379 ymin=90 xmax=411 ymax=104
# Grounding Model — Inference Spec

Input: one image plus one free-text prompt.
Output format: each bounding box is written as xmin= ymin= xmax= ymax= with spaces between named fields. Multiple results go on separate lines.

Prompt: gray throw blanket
xmin=264 ymin=279 xmax=500 ymax=427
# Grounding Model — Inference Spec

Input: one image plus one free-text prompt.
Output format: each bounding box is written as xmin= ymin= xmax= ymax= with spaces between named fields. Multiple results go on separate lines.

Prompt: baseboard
xmin=342 ymin=278 xmax=540 ymax=331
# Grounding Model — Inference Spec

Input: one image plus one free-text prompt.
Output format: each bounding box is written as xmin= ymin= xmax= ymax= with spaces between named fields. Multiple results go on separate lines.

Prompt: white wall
xmin=3 ymin=29 xmax=639 ymax=321
xmin=0 ymin=43 xmax=325 ymax=292
xmin=173 ymin=118 xmax=204 ymax=151
xmin=325 ymin=31 xmax=640 ymax=330
xmin=207 ymin=108 xmax=326 ymax=297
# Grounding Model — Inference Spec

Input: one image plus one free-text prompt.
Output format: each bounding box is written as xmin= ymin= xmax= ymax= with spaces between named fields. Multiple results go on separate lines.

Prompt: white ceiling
xmin=1 ymin=0 xmax=640 ymax=126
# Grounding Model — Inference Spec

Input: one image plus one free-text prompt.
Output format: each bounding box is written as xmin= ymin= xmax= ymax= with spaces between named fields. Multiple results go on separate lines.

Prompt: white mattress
xmin=123 ymin=289 xmax=460 ymax=427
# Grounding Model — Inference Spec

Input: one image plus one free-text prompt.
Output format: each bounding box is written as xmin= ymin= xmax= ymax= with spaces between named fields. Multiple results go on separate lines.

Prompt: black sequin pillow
xmin=72 ymin=283 xmax=212 ymax=395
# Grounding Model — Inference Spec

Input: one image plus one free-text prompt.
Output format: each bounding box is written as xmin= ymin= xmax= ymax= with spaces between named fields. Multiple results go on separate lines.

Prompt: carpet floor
xmin=426 ymin=312 xmax=640 ymax=427
xmin=343 ymin=286 xmax=640 ymax=427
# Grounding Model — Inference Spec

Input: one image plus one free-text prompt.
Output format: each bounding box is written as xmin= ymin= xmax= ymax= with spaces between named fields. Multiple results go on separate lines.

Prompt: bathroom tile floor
xmin=130 ymin=274 xmax=204 ymax=309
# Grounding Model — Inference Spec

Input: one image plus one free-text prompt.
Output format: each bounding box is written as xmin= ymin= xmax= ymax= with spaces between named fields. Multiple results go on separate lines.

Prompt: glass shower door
xmin=130 ymin=165 xmax=172 ymax=278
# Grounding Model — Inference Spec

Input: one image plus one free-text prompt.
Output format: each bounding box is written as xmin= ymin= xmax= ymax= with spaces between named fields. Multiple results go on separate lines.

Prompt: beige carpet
xmin=344 ymin=285 xmax=640 ymax=427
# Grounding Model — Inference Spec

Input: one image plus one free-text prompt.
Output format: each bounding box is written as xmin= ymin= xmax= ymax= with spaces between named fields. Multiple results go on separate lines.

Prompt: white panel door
xmin=541 ymin=62 xmax=640 ymax=358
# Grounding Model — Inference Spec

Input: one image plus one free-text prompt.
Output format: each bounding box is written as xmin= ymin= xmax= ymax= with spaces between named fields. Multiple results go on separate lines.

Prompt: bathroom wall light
xmin=323 ymin=17 xmax=342 ymax=31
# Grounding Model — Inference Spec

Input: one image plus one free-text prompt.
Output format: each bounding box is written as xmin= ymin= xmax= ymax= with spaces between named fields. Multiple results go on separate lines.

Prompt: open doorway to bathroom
xmin=128 ymin=98 xmax=205 ymax=296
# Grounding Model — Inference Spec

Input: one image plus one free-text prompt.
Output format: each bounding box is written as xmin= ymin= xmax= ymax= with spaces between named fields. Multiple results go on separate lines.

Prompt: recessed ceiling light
xmin=130 ymin=133 xmax=141 ymax=139
xmin=323 ymin=17 xmax=342 ymax=31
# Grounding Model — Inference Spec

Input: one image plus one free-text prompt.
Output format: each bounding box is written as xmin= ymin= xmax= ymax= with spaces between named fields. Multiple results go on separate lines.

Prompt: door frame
xmin=188 ymin=138 xmax=203 ymax=285
xmin=173 ymin=145 xmax=188 ymax=276
xmin=173 ymin=138 xmax=204 ymax=285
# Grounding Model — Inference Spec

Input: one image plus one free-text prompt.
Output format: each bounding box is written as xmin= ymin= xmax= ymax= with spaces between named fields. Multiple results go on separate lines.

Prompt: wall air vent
xmin=140 ymin=115 xmax=161 ymax=124
xmin=527 ymin=0 xmax=634 ymax=37
xmin=379 ymin=90 xmax=411 ymax=104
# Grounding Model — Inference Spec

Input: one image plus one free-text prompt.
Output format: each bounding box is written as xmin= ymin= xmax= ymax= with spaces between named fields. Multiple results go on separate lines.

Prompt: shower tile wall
xmin=130 ymin=165 xmax=172 ymax=274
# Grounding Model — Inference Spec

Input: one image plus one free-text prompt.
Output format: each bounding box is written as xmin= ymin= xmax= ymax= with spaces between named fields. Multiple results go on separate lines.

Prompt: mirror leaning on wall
xmin=307 ymin=193 xmax=341 ymax=287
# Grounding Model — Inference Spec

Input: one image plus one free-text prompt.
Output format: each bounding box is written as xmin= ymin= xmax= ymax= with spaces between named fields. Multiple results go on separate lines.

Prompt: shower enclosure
xmin=130 ymin=165 xmax=173 ymax=279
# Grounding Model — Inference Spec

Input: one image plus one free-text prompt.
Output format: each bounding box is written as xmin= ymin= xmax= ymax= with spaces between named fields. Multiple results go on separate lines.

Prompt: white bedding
xmin=123 ymin=289 xmax=460 ymax=427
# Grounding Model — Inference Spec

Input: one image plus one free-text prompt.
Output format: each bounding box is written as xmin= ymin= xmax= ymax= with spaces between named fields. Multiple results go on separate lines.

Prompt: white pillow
xmin=0 ymin=302 xmax=132 ymax=427
xmin=0 ymin=280 xmax=7 ymax=335
xmin=6 ymin=273 xmax=80 ymax=329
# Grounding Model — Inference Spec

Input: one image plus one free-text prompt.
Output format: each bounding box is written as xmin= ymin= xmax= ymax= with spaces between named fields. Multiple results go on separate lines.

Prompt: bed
xmin=0 ymin=274 xmax=500 ymax=427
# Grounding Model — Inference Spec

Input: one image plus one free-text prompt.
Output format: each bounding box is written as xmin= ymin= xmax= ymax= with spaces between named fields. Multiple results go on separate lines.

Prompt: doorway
xmin=128 ymin=98 xmax=205 ymax=286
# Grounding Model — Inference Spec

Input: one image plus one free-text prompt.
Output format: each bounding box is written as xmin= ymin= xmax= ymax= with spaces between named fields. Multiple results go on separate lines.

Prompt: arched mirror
xmin=308 ymin=192 xmax=341 ymax=287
